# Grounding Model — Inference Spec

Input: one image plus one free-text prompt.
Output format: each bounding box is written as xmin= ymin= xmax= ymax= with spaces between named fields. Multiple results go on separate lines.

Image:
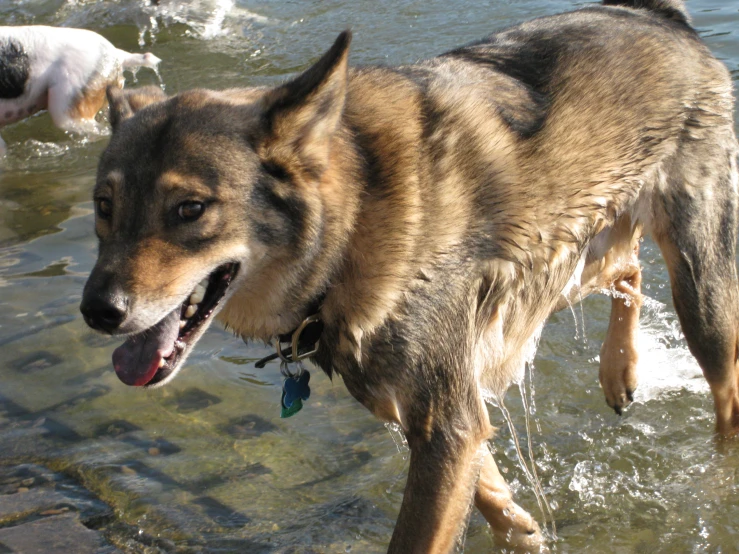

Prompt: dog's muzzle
xmin=80 ymin=276 xmax=128 ymax=334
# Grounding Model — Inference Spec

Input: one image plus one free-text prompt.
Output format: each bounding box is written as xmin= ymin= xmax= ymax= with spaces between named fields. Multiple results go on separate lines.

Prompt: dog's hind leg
xmin=48 ymin=81 xmax=105 ymax=135
xmin=653 ymin=139 xmax=739 ymax=436
xmin=474 ymin=445 xmax=545 ymax=551
xmin=599 ymin=236 xmax=642 ymax=415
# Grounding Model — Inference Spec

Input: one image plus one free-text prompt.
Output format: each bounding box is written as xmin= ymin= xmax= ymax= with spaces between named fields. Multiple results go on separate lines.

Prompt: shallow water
xmin=1 ymin=0 xmax=739 ymax=552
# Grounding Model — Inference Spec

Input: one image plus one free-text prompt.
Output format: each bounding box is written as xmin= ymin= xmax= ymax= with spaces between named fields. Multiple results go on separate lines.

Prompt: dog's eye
xmin=178 ymin=201 xmax=205 ymax=222
xmin=96 ymin=198 xmax=113 ymax=220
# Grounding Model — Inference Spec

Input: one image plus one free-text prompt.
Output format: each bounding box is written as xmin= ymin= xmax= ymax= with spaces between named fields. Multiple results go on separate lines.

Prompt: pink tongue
xmin=112 ymin=310 xmax=181 ymax=386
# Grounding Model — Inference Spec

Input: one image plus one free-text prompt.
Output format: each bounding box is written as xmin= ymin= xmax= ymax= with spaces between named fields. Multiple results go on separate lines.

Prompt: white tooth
xmin=158 ymin=358 xmax=165 ymax=368
xmin=179 ymin=320 xmax=186 ymax=329
xmin=185 ymin=304 xmax=197 ymax=318
xmin=190 ymin=284 xmax=206 ymax=305
xmin=199 ymin=278 xmax=209 ymax=289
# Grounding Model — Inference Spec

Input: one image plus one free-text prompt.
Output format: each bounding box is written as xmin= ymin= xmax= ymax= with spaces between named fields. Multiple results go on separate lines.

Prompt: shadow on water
xmin=1 ymin=0 xmax=739 ymax=552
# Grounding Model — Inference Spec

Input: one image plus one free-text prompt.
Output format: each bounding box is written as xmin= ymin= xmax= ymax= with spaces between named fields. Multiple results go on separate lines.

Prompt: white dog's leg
xmin=46 ymin=82 xmax=77 ymax=132
xmin=47 ymin=81 xmax=105 ymax=136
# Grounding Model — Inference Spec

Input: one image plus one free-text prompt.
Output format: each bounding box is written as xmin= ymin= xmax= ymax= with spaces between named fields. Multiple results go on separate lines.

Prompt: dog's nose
xmin=80 ymin=290 xmax=128 ymax=334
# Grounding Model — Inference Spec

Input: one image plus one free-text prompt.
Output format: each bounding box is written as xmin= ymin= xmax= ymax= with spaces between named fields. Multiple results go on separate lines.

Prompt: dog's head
xmin=80 ymin=32 xmax=351 ymax=387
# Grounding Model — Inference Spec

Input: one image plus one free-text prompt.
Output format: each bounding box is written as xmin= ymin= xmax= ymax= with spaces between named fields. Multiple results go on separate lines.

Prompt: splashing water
xmin=518 ymin=379 xmax=556 ymax=537
xmin=123 ymin=60 xmax=164 ymax=91
xmin=138 ymin=0 xmax=268 ymax=42
xmin=633 ymin=296 xmax=707 ymax=401
xmin=596 ymin=286 xmax=705 ymax=400
xmin=577 ymin=287 xmax=587 ymax=343
xmin=564 ymin=296 xmax=580 ymax=341
xmin=384 ymin=422 xmax=409 ymax=455
xmin=518 ymin=327 xmax=556 ymax=537
xmin=488 ymin=391 xmax=556 ymax=539
xmin=202 ymin=0 xmax=235 ymax=39
xmin=561 ymin=251 xmax=587 ymax=341
xmin=151 ymin=65 xmax=166 ymax=92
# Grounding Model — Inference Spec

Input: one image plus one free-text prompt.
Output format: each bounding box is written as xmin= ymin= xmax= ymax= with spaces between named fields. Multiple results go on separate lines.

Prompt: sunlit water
xmin=1 ymin=1 xmax=739 ymax=552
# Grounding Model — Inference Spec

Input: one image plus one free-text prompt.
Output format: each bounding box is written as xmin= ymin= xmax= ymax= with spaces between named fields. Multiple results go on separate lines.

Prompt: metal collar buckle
xmin=276 ymin=314 xmax=320 ymax=365
xmin=253 ymin=314 xmax=322 ymax=370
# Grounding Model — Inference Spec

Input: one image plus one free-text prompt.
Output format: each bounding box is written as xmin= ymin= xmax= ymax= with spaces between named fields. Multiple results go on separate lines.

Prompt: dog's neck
xmin=217 ymin=125 xmax=363 ymax=342
xmin=218 ymin=68 xmax=518 ymax=359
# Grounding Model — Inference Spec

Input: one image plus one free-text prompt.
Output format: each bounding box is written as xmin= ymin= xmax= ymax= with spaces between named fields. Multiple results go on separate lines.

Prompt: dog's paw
xmin=599 ymin=348 xmax=638 ymax=415
xmin=491 ymin=501 xmax=549 ymax=554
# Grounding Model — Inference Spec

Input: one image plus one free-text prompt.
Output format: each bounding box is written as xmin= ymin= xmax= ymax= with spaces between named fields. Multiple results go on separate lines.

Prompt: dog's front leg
xmin=388 ymin=406 xmax=492 ymax=554
xmin=474 ymin=445 xmax=546 ymax=552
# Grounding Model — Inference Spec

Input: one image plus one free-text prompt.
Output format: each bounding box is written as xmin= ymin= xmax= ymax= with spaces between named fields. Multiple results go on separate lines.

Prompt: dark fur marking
xmin=441 ymin=27 xmax=565 ymax=139
xmin=180 ymin=233 xmax=221 ymax=252
xmin=0 ymin=39 xmax=29 ymax=99
xmin=252 ymin=221 xmax=282 ymax=246
xmin=349 ymin=124 xmax=392 ymax=195
xmin=261 ymin=161 xmax=290 ymax=182
xmin=250 ymin=177 xmax=306 ymax=247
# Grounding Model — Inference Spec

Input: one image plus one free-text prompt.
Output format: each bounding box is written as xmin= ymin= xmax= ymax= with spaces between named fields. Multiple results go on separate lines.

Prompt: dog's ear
xmin=259 ymin=31 xmax=351 ymax=180
xmin=107 ymin=86 xmax=167 ymax=129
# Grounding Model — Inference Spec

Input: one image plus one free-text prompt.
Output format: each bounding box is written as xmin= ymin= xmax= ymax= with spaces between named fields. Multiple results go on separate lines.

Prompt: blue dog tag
xmin=280 ymin=370 xmax=311 ymax=418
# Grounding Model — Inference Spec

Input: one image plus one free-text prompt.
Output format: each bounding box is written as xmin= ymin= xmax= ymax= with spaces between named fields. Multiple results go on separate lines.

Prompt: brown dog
xmin=80 ymin=0 xmax=738 ymax=551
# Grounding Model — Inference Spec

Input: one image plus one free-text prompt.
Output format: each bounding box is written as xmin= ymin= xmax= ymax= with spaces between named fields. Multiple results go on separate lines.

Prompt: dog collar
xmin=251 ymin=313 xmax=323 ymax=418
xmin=253 ymin=313 xmax=324 ymax=369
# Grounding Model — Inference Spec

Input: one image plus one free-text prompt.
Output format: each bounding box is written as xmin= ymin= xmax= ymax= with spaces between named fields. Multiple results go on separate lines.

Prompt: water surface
xmin=1 ymin=0 xmax=739 ymax=552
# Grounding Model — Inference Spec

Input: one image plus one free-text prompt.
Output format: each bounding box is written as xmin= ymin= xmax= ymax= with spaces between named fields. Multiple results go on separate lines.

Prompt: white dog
xmin=0 ymin=26 xmax=161 ymax=154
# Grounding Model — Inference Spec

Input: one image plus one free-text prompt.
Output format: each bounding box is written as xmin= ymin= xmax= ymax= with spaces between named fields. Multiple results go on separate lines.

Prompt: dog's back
xmin=318 ymin=0 xmax=735 ymax=393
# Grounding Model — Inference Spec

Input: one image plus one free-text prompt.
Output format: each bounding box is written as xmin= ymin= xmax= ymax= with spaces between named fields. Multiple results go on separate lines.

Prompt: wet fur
xmin=83 ymin=0 xmax=739 ymax=551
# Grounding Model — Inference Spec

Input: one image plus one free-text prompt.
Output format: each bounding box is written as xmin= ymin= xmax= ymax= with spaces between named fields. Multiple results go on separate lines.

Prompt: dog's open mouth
xmin=112 ymin=263 xmax=239 ymax=387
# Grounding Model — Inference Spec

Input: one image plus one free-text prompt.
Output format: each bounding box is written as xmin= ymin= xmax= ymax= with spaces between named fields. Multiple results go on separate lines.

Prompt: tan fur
xmin=69 ymin=84 xmax=108 ymax=121
xmin=83 ymin=4 xmax=739 ymax=551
